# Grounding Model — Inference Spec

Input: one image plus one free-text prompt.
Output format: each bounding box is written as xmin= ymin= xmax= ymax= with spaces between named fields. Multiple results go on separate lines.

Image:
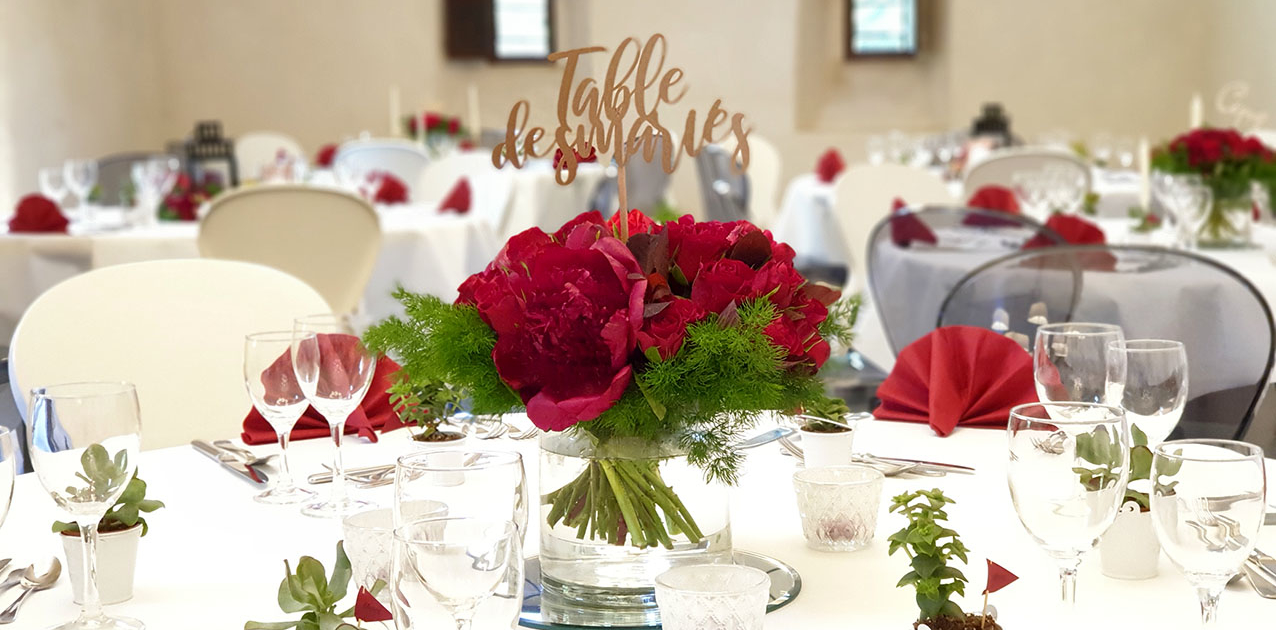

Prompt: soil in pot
xmin=412 ymin=429 xmax=465 ymax=443
xmin=915 ymin=614 xmax=1002 ymax=630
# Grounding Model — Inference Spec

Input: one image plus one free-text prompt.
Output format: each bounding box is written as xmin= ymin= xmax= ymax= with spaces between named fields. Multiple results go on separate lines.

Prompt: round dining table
xmin=3 ymin=416 xmax=1272 ymax=629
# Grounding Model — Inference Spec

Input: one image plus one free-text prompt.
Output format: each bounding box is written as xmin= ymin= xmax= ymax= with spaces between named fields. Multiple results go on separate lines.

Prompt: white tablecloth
xmin=2 ymin=419 xmax=1272 ymax=629
xmin=0 ymin=206 xmax=502 ymax=342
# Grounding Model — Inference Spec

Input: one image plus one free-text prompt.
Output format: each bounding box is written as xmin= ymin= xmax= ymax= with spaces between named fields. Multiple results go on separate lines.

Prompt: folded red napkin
xmin=315 ymin=143 xmax=338 ymax=168
xmin=373 ymin=172 xmax=409 ymax=204
xmin=1022 ymin=214 xmax=1106 ymax=249
xmin=814 ymin=148 xmax=845 ymax=183
xmin=553 ymin=147 xmax=598 ymax=170
xmin=438 ymin=178 xmax=472 ymax=214
xmin=240 ymin=350 xmax=408 ymax=445
xmin=890 ymin=198 xmax=938 ymax=248
xmin=873 ymin=326 xmax=1037 ymax=436
xmin=9 ymin=194 xmax=68 ymax=233
xmin=964 ymin=185 xmax=1021 ymax=227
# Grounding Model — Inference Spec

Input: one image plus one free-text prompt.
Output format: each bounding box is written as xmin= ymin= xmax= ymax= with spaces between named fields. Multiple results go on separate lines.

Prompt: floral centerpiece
xmin=365 ymin=208 xmax=853 ymax=623
xmin=1151 ymin=127 xmax=1276 ymax=246
xmin=403 ymin=111 xmax=472 ymax=157
xmin=159 ymin=172 xmax=224 ymax=221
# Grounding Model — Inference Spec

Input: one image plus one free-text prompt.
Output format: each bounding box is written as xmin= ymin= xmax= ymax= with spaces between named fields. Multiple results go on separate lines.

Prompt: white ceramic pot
xmin=798 ymin=425 xmax=855 ymax=469
xmin=61 ymin=524 xmax=142 ymax=605
xmin=1099 ymin=502 xmax=1159 ymax=580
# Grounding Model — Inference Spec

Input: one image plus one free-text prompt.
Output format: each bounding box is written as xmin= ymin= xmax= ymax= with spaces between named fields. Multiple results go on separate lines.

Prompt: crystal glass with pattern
xmin=655 ymin=564 xmax=769 ymax=630
xmin=792 ymin=465 xmax=884 ymax=551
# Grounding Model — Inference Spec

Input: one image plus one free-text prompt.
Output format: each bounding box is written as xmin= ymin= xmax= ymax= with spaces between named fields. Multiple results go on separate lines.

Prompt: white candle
xmin=1190 ymin=92 xmax=1203 ymax=128
xmin=389 ymin=85 xmax=401 ymax=137
xmin=467 ymin=84 xmax=481 ymax=138
xmin=417 ymin=109 xmax=426 ymax=143
xmin=1138 ymin=136 xmax=1150 ymax=209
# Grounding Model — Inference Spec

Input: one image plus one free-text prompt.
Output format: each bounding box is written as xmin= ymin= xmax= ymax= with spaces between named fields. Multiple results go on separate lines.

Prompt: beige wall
xmin=1 ymin=0 xmax=1271 ymax=217
xmin=1206 ymin=0 xmax=1276 ymax=131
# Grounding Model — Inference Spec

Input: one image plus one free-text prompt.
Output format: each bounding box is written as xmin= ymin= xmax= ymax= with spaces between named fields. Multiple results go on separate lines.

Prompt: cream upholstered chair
xmin=198 ymin=186 xmax=380 ymax=315
xmin=333 ymin=138 xmax=430 ymax=200
xmin=720 ymin=133 xmax=782 ymax=227
xmin=834 ymin=163 xmax=954 ymax=292
xmin=963 ymin=147 xmax=1091 ymax=197
xmin=234 ymin=131 xmax=305 ymax=181
xmin=417 ymin=151 xmax=512 ymax=232
xmin=7 ymin=260 xmax=331 ymax=450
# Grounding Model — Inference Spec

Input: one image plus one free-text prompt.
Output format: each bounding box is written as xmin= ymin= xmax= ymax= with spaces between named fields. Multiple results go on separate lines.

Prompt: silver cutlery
xmin=0 ymin=559 xmax=61 ymax=624
xmin=857 ymin=454 xmax=976 ymax=474
xmin=0 ymin=566 xmax=26 ymax=597
xmin=212 ymin=440 xmax=278 ymax=468
xmin=1242 ymin=560 xmax=1276 ymax=598
xmin=191 ymin=440 xmax=269 ymax=485
xmin=777 ymin=436 xmax=932 ymax=477
xmin=736 ymin=427 xmax=794 ymax=451
xmin=505 ymin=423 xmax=541 ymax=440
xmin=308 ymin=463 xmax=395 ymax=485
xmin=472 ymin=422 xmax=508 ymax=440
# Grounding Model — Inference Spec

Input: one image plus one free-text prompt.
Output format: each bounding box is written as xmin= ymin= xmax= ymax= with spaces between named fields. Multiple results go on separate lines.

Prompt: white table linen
xmin=2 ymin=418 xmax=1272 ymax=629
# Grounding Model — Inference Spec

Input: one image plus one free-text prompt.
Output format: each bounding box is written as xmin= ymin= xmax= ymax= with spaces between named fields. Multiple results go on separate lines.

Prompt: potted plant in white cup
xmin=1078 ymin=425 xmax=1175 ymax=579
xmin=387 ymin=377 xmax=470 ymax=445
xmin=796 ymin=397 xmax=859 ymax=469
xmin=53 ymin=446 xmax=164 ymax=604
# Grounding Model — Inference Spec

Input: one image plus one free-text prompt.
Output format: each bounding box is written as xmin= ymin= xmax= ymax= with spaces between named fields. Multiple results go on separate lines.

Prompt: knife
xmin=860 ymin=454 xmax=976 ymax=474
xmin=191 ymin=440 xmax=268 ymax=485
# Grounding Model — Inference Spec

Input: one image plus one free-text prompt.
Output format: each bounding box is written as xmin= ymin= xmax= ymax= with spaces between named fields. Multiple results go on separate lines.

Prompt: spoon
xmin=0 ymin=566 xmax=27 ymax=597
xmin=0 ymin=559 xmax=61 ymax=624
xmin=1242 ymin=560 xmax=1276 ymax=599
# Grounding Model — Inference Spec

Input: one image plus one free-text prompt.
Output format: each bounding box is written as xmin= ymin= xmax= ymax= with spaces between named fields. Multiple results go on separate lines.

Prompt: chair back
xmin=198 ymin=186 xmax=380 ymax=314
xmin=963 ymin=147 xmax=1091 ymax=197
xmin=333 ymin=139 xmax=430 ymax=200
xmin=866 ymin=205 xmax=1060 ymax=355
xmin=720 ymin=134 xmax=782 ymax=227
xmin=834 ymin=163 xmax=953 ymax=292
xmin=96 ymin=152 xmax=173 ymax=206
xmin=8 ymin=259 xmax=331 ymax=450
xmin=234 ymin=131 xmax=305 ymax=181
xmin=938 ymin=245 xmax=1276 ymax=440
xmin=417 ymin=152 xmax=512 ymax=232
xmin=589 ymin=136 xmax=675 ymax=219
xmin=695 ymin=144 xmax=750 ymax=222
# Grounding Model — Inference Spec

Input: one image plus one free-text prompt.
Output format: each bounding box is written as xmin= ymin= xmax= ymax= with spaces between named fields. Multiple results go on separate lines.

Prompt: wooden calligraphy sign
xmin=492 ymin=33 xmax=752 ymax=240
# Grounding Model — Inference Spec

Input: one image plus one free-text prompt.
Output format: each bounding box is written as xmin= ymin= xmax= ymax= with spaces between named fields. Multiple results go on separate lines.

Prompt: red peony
xmin=315 ymin=143 xmax=338 ymax=167
xmin=457 ymin=218 xmax=646 ymax=431
xmin=606 ymin=209 xmax=658 ymax=239
xmin=637 ymin=297 xmax=706 ymax=361
xmin=373 ymin=172 xmax=409 ymax=204
xmin=447 ymin=117 xmax=461 ymax=134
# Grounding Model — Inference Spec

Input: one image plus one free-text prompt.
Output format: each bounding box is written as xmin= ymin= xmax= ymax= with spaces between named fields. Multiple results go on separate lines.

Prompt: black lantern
xmin=183 ymin=121 xmax=239 ymax=187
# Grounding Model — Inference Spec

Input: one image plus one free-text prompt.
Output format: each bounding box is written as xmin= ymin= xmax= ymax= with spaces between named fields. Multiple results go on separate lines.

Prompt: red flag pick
xmin=355 ymin=586 xmax=393 ymax=622
xmin=984 ymin=559 xmax=1019 ymax=594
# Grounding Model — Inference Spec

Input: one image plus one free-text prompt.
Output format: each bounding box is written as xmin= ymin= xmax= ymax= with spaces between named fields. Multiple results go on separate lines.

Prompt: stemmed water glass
xmin=1150 ymin=440 xmax=1266 ymax=626
xmin=1107 ymin=339 xmax=1188 ymax=445
xmin=1034 ymin=323 xmax=1126 ymax=406
xmin=25 ymin=382 xmax=143 ymax=630
xmin=39 ymin=166 xmax=68 ymax=204
xmin=1012 ymin=170 xmax=1052 ymax=221
xmin=129 ymin=158 xmax=180 ymax=226
xmin=292 ymin=314 xmax=375 ymax=517
xmin=392 ymin=517 xmax=520 ymax=630
xmin=393 ymin=450 xmax=528 ymax=535
xmin=64 ymin=159 xmax=99 ymax=224
xmin=1007 ymin=402 xmax=1130 ymax=606
xmin=244 ymin=331 xmax=317 ymax=505
xmin=1166 ymin=174 xmax=1213 ymax=250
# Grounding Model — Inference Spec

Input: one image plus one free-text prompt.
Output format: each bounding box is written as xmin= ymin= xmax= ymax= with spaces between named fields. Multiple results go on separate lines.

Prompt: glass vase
xmin=538 ymin=430 xmax=733 ymax=626
xmin=1198 ymin=187 xmax=1254 ymax=248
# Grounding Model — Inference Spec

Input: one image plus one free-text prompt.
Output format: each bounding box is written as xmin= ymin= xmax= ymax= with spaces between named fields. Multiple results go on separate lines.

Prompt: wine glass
xmin=1150 ymin=440 xmax=1266 ymax=626
xmin=865 ymin=135 xmax=886 ymax=165
xmin=393 ymin=450 xmax=527 ymax=537
xmin=1044 ymin=166 xmax=1086 ymax=215
xmin=39 ymin=166 xmax=67 ymax=203
xmin=0 ymin=428 xmax=15 ymax=530
xmin=392 ymin=517 xmax=520 ymax=630
xmin=130 ymin=158 xmax=180 ymax=227
xmin=1167 ymin=174 xmax=1213 ymax=250
xmin=64 ymin=159 xmax=99 ymax=224
xmin=292 ymin=314 xmax=375 ymax=517
xmin=1034 ymin=323 xmax=1126 ymax=406
xmin=25 ymin=382 xmax=143 ymax=630
xmin=1012 ymin=170 xmax=1051 ymax=221
xmin=244 ymin=331 xmax=317 ymax=505
xmin=1108 ymin=339 xmax=1188 ymax=446
xmin=1007 ymin=402 xmax=1130 ymax=606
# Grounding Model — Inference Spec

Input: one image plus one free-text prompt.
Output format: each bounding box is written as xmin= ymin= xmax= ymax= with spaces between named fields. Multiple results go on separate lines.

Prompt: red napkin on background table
xmin=814 ymin=148 xmax=845 ymax=183
xmin=873 ymin=326 xmax=1037 ymax=436
xmin=889 ymin=198 xmax=938 ymax=248
xmin=373 ymin=172 xmax=409 ymax=205
xmin=240 ymin=349 xmax=408 ymax=445
xmin=438 ymin=178 xmax=472 ymax=214
xmin=8 ymin=194 xmax=68 ymax=233
xmin=963 ymin=185 xmax=1022 ymax=227
xmin=315 ymin=143 xmax=338 ymax=168
xmin=553 ymin=147 xmax=598 ymax=170
xmin=1022 ymin=213 xmax=1106 ymax=249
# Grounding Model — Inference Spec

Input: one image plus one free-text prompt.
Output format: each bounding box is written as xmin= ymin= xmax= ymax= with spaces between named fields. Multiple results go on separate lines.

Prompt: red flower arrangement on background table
xmin=1152 ymin=127 xmax=1276 ymax=246
xmin=159 ymin=172 xmax=224 ymax=221
xmin=403 ymin=111 xmax=472 ymax=155
xmin=365 ymin=208 xmax=854 ymax=550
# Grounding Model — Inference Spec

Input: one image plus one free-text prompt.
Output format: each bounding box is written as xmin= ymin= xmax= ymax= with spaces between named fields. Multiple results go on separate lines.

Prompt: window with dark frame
xmin=846 ymin=0 xmax=918 ymax=58
xmin=444 ymin=0 xmax=554 ymax=62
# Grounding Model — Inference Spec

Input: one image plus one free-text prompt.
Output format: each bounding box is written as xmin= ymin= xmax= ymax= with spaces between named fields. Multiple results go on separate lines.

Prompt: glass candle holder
xmin=655 ymin=564 xmax=769 ymax=630
xmin=343 ymin=502 xmax=446 ymax=598
xmin=792 ymin=465 xmax=884 ymax=552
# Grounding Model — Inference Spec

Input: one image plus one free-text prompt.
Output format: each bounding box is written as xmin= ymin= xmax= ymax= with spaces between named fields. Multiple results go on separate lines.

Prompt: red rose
xmin=765 ymin=315 xmax=831 ymax=372
xmin=637 ymin=297 xmax=706 ymax=361
xmin=606 ymin=209 xmax=658 ymax=239
xmin=553 ymin=210 xmax=606 ymax=242
xmin=424 ymin=112 xmax=443 ymax=130
xmin=373 ymin=172 xmax=409 ymax=204
xmin=458 ymin=222 xmax=647 ymax=431
xmin=315 ymin=143 xmax=338 ymax=167
xmin=690 ymin=258 xmax=758 ymax=315
xmin=447 ymin=117 xmax=461 ymax=134
xmin=665 ymin=216 xmax=749 ymax=282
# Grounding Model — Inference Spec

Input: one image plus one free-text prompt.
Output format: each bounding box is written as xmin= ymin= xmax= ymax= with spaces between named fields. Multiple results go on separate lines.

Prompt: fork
xmin=505 ymin=423 xmax=541 ymax=440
